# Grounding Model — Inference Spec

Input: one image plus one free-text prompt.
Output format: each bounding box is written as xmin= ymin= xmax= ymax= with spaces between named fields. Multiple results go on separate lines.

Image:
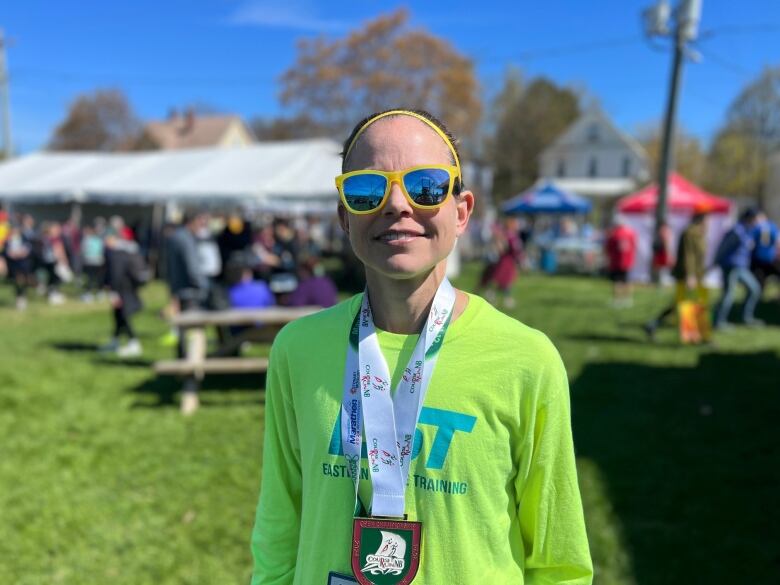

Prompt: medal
xmin=351 ymin=517 xmax=422 ymax=585
xmin=340 ymin=279 xmax=456 ymax=584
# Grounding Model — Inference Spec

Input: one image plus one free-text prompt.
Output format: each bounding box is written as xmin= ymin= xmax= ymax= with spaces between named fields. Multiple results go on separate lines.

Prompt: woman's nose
xmin=383 ymin=181 xmax=413 ymax=216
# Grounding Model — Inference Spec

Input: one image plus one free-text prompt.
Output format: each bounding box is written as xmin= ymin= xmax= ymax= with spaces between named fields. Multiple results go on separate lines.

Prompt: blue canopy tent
xmin=501 ymin=181 xmax=593 ymax=274
xmin=502 ymin=181 xmax=592 ymax=214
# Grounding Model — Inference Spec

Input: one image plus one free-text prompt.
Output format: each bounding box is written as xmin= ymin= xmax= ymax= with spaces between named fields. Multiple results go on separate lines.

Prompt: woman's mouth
xmin=375 ymin=230 xmax=426 ymax=243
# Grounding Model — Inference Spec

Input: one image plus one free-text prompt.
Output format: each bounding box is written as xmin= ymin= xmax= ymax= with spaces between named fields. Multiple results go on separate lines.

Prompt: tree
xmin=250 ymin=114 xmax=328 ymax=141
xmin=279 ymin=9 xmax=481 ymax=145
xmin=49 ymin=89 xmax=141 ymax=151
xmin=704 ymin=66 xmax=780 ymax=201
xmin=488 ymin=75 xmax=580 ymax=202
xmin=704 ymin=129 xmax=766 ymax=198
xmin=638 ymin=124 xmax=706 ymax=184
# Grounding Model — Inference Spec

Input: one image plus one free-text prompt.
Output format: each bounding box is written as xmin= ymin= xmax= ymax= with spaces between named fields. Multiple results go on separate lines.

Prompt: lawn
xmin=0 ymin=269 xmax=778 ymax=584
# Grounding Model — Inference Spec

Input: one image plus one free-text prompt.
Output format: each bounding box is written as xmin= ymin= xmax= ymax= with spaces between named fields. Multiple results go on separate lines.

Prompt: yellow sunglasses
xmin=335 ymin=165 xmax=461 ymax=215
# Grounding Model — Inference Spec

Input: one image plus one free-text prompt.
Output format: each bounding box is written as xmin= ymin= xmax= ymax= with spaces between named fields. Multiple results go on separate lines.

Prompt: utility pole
xmin=643 ymin=0 xmax=703 ymax=264
xmin=0 ymin=29 xmax=12 ymax=159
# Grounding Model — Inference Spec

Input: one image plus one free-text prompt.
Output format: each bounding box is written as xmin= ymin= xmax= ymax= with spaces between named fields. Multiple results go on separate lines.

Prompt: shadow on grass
xmin=130 ymin=372 xmax=267 ymax=409
xmin=571 ymin=350 xmax=780 ymax=584
xmin=48 ymin=342 xmax=155 ymax=367
xmin=50 ymin=341 xmax=100 ymax=352
xmin=91 ymin=356 xmax=154 ymax=368
xmin=755 ymin=298 xmax=780 ymax=325
xmin=567 ymin=333 xmax=680 ymax=348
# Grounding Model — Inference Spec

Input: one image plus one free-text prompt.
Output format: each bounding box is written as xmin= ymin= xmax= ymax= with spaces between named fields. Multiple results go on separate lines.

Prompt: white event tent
xmin=0 ymin=138 xmax=343 ymax=215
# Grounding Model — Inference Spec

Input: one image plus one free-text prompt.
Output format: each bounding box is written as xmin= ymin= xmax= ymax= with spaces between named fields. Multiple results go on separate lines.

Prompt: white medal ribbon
xmin=340 ymin=279 xmax=456 ymax=518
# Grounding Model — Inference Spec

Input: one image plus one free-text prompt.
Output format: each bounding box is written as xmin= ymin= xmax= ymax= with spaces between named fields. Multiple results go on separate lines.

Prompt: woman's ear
xmin=454 ymin=191 xmax=475 ymax=237
xmin=337 ymin=203 xmax=350 ymax=235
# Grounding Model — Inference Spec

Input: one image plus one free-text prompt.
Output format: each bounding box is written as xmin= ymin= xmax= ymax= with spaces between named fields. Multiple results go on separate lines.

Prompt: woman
xmin=479 ymin=216 xmax=523 ymax=308
xmin=3 ymin=224 xmax=33 ymax=310
xmin=102 ymin=233 xmax=146 ymax=358
xmin=251 ymin=110 xmax=592 ymax=584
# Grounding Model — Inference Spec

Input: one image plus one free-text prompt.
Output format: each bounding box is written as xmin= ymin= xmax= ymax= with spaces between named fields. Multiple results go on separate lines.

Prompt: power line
xmin=476 ymin=22 xmax=780 ymax=67
xmin=700 ymin=48 xmax=752 ymax=77
xmin=477 ymin=35 xmax=644 ymax=64
xmin=698 ymin=23 xmax=780 ymax=41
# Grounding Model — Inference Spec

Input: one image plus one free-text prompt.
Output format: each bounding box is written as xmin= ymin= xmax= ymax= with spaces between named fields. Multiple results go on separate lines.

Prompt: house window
xmin=557 ymin=159 xmax=566 ymax=177
xmin=588 ymin=157 xmax=599 ymax=178
xmin=587 ymin=123 xmax=600 ymax=143
xmin=622 ymin=157 xmax=631 ymax=177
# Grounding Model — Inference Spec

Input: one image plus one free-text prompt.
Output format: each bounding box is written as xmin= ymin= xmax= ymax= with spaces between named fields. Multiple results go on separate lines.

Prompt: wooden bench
xmin=154 ymin=357 xmax=270 ymax=375
xmin=153 ymin=306 xmax=320 ymax=413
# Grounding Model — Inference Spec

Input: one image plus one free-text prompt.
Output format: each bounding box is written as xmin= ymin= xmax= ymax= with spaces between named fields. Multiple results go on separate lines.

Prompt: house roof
xmin=142 ymin=114 xmax=251 ymax=149
xmin=543 ymin=108 xmax=648 ymax=163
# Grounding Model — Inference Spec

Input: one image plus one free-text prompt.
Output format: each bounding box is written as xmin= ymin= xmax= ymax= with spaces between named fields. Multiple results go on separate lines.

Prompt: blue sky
xmin=3 ymin=0 xmax=779 ymax=152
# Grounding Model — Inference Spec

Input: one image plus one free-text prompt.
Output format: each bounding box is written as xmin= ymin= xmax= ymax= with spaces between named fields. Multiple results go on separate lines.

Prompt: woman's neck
xmin=364 ymin=265 xmax=467 ymax=334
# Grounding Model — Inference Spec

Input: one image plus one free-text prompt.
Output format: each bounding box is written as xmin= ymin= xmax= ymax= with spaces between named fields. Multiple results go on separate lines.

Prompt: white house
xmin=539 ymin=108 xmax=650 ymax=202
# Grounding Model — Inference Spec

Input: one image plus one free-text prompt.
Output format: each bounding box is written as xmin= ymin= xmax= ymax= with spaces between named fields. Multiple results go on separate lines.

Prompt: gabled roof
xmin=543 ymin=108 xmax=648 ymax=163
xmin=141 ymin=114 xmax=252 ymax=150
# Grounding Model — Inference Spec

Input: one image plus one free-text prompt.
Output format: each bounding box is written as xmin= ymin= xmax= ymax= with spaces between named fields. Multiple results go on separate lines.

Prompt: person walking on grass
xmin=644 ymin=206 xmax=709 ymax=341
xmin=750 ymin=210 xmax=779 ymax=294
xmin=3 ymin=224 xmax=33 ymax=310
xmin=604 ymin=218 xmax=637 ymax=308
xmin=250 ymin=109 xmax=592 ymax=585
xmin=80 ymin=224 xmax=105 ymax=302
xmin=478 ymin=216 xmax=523 ymax=309
xmin=713 ymin=208 xmax=762 ymax=330
xmin=101 ymin=232 xmax=148 ymax=358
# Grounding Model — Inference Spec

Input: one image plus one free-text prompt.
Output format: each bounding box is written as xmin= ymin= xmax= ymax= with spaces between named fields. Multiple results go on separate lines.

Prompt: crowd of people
xmin=0 ymin=210 xmax=341 ymax=356
xmin=601 ymin=207 xmax=779 ymax=338
xmin=2 ymin=205 xmax=778 ymax=351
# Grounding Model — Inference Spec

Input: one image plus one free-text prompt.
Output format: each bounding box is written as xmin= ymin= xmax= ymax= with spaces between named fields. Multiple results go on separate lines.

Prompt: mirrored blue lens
xmin=342 ymin=174 xmax=388 ymax=211
xmin=403 ymin=169 xmax=451 ymax=206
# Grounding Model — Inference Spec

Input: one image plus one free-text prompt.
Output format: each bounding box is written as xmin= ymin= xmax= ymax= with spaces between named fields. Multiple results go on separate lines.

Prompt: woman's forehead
xmin=346 ymin=116 xmax=451 ymax=170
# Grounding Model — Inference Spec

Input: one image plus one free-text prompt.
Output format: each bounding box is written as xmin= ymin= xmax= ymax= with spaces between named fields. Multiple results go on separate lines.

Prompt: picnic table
xmin=154 ymin=306 xmax=320 ymax=411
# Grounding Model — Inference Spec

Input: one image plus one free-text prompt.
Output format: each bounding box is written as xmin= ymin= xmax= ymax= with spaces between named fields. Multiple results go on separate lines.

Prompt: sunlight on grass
xmin=0 ymin=269 xmax=778 ymax=584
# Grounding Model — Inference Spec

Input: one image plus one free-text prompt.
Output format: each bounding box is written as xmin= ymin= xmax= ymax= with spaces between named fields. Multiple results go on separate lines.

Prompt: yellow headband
xmin=343 ymin=110 xmax=461 ymax=174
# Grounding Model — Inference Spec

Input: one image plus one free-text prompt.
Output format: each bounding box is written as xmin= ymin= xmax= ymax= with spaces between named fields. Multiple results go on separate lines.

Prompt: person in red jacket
xmin=605 ymin=219 xmax=637 ymax=308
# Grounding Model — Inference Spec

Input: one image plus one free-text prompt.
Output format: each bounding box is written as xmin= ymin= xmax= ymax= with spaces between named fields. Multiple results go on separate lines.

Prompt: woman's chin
xmin=367 ymin=256 xmax=445 ymax=282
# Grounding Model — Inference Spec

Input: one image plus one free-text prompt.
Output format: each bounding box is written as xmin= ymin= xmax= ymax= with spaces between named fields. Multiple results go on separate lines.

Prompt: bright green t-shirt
xmin=251 ymin=293 xmax=593 ymax=584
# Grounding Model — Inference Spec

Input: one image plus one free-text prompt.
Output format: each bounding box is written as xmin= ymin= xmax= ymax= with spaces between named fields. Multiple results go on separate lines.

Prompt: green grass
xmin=0 ymin=269 xmax=778 ymax=584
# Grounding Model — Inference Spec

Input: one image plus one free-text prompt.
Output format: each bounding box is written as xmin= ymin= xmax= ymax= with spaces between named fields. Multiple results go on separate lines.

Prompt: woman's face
xmin=338 ymin=116 xmax=474 ymax=282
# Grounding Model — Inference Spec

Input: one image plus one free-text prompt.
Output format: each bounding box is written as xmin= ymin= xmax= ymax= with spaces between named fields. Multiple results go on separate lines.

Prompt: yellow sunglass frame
xmin=335 ymin=165 xmax=461 ymax=215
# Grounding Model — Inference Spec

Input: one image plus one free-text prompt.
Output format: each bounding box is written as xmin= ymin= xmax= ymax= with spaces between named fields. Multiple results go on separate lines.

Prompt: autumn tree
xmin=488 ymin=75 xmax=580 ymax=202
xmin=49 ymin=89 xmax=141 ymax=151
xmin=704 ymin=66 xmax=780 ymax=202
xmin=638 ymin=124 xmax=706 ymax=184
xmin=279 ymin=9 xmax=481 ymax=146
xmin=705 ymin=129 xmax=767 ymax=199
xmin=250 ymin=113 xmax=328 ymax=141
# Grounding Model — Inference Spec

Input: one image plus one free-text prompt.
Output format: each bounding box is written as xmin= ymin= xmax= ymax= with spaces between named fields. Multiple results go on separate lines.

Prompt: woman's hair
xmin=340 ymin=108 xmax=464 ymax=193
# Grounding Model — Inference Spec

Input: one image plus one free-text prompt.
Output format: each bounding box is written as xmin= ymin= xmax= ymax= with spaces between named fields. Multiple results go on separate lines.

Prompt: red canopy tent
xmin=617 ymin=173 xmax=731 ymax=214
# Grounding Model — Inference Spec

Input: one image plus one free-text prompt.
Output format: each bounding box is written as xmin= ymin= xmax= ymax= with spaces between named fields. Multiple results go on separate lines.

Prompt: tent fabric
xmin=614 ymin=173 xmax=734 ymax=284
xmin=0 ymin=139 xmax=343 ymax=206
xmin=617 ymin=173 xmax=731 ymax=214
xmin=502 ymin=180 xmax=592 ymax=214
